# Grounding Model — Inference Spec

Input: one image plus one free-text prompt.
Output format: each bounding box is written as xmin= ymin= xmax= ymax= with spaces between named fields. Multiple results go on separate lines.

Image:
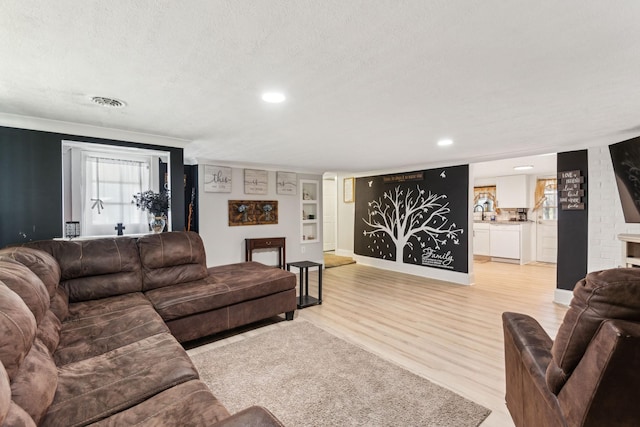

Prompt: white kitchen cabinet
xmin=489 ymin=223 xmax=532 ymax=264
xmin=496 ymin=175 xmax=530 ymax=208
xmin=473 ymin=222 xmax=490 ymax=256
xmin=490 ymin=224 xmax=520 ymax=259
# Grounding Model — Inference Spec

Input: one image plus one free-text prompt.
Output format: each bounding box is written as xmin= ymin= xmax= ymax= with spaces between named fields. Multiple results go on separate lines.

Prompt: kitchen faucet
xmin=474 ymin=204 xmax=485 ymax=220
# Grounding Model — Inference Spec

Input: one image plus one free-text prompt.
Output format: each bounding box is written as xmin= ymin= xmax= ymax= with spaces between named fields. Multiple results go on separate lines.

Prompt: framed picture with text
xmin=244 ymin=169 xmax=268 ymax=194
xmin=203 ymin=165 xmax=232 ymax=193
xmin=276 ymin=171 xmax=297 ymax=195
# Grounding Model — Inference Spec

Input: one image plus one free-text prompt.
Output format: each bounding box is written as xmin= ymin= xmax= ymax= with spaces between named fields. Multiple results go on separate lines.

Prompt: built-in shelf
xmin=300 ymin=179 xmax=319 ymax=243
xmin=618 ymin=234 xmax=640 ymax=267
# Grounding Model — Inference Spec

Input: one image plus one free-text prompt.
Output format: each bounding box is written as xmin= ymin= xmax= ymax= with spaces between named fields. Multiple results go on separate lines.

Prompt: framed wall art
xmin=276 ymin=171 xmax=297 ymax=195
xmin=228 ymin=200 xmax=278 ymax=226
xmin=343 ymin=177 xmax=355 ymax=203
xmin=203 ymin=165 xmax=232 ymax=193
xmin=244 ymin=169 xmax=268 ymax=194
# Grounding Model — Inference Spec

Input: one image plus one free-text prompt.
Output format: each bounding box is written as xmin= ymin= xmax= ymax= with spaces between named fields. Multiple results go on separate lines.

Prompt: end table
xmin=286 ymin=261 xmax=322 ymax=308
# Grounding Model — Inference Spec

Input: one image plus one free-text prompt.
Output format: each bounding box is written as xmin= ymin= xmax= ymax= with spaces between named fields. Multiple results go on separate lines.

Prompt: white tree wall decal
xmin=362 ymin=185 xmax=464 ymax=262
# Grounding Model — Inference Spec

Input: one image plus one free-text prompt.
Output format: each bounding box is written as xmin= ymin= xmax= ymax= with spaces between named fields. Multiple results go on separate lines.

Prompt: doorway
xmin=535 ymin=178 xmax=558 ymax=263
xmin=322 ymin=174 xmax=337 ymax=252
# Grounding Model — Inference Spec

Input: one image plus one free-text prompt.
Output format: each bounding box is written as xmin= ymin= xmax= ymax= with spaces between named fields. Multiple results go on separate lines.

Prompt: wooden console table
xmin=245 ymin=237 xmax=286 ymax=269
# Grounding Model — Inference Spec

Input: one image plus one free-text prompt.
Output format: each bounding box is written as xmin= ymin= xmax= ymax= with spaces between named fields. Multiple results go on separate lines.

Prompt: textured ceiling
xmin=1 ymin=1 xmax=640 ymax=173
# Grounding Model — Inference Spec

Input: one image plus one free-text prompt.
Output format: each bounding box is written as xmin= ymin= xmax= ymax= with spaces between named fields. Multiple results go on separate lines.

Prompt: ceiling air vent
xmin=91 ymin=96 xmax=126 ymax=108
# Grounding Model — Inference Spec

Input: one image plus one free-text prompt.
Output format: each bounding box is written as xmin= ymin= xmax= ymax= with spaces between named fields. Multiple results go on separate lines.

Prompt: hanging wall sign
xmin=354 ymin=165 xmax=468 ymax=273
xmin=203 ymin=165 xmax=232 ymax=192
xmin=558 ymin=170 xmax=585 ymax=210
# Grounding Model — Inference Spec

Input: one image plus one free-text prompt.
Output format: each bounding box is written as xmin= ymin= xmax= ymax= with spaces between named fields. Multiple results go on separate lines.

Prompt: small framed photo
xmin=203 ymin=165 xmax=232 ymax=192
xmin=276 ymin=171 xmax=297 ymax=195
xmin=344 ymin=177 xmax=355 ymax=203
xmin=244 ymin=169 xmax=268 ymax=194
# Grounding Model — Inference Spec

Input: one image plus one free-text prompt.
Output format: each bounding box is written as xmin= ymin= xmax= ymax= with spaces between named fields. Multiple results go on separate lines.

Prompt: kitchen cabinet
xmin=490 ymin=224 xmax=520 ymax=259
xmin=496 ymin=175 xmax=530 ymax=208
xmin=489 ymin=223 xmax=532 ymax=264
xmin=473 ymin=222 xmax=490 ymax=256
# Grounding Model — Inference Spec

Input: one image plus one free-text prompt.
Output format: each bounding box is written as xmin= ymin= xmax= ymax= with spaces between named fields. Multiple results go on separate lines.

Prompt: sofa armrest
xmin=558 ymin=319 xmax=640 ymax=427
xmin=502 ymin=312 xmax=563 ymax=427
xmin=213 ymin=406 xmax=285 ymax=427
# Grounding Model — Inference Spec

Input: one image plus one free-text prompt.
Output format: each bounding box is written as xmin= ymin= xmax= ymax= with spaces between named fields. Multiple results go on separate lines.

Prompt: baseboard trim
xmin=554 ymin=289 xmax=572 ymax=306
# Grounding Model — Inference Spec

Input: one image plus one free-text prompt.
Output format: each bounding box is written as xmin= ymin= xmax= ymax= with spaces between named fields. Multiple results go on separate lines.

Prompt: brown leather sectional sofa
xmin=503 ymin=268 xmax=640 ymax=427
xmin=0 ymin=231 xmax=296 ymax=426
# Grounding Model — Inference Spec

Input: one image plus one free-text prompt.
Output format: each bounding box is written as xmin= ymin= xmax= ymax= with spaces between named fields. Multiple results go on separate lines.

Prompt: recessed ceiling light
xmin=437 ymin=139 xmax=453 ymax=146
xmin=513 ymin=165 xmax=534 ymax=171
xmin=262 ymin=92 xmax=286 ymax=103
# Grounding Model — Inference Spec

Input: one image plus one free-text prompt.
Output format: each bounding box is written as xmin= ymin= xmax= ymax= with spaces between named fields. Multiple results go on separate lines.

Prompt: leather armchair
xmin=503 ymin=268 xmax=640 ymax=427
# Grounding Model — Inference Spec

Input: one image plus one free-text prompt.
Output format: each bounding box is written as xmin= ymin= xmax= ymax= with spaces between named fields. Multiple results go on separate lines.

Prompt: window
xmin=534 ymin=178 xmax=558 ymax=220
xmin=83 ymin=154 xmax=151 ymax=236
xmin=63 ymin=141 xmax=170 ymax=237
xmin=542 ymin=182 xmax=558 ymax=220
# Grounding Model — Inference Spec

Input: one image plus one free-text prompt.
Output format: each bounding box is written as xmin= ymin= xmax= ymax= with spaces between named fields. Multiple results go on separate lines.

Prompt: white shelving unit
xmin=300 ymin=180 xmax=319 ymax=244
xmin=619 ymin=234 xmax=640 ymax=267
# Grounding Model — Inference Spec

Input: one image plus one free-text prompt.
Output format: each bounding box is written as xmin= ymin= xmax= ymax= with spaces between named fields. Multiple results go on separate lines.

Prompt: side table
xmin=286 ymin=261 xmax=322 ymax=309
xmin=245 ymin=237 xmax=286 ymax=269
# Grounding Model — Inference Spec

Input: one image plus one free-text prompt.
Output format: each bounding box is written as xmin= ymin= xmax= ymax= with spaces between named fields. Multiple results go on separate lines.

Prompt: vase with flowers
xmin=132 ymin=190 xmax=170 ymax=233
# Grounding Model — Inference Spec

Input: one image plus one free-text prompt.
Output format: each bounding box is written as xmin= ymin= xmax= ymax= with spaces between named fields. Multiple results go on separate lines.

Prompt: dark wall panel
xmin=0 ymin=127 xmax=62 ymax=246
xmin=0 ymin=126 xmax=185 ymax=247
xmin=556 ymin=150 xmax=589 ymax=291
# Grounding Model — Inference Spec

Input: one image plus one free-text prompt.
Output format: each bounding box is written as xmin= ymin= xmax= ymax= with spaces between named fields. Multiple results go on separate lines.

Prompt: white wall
xmin=588 ymin=145 xmax=640 ymax=271
xmin=198 ymin=165 xmax=323 ymax=268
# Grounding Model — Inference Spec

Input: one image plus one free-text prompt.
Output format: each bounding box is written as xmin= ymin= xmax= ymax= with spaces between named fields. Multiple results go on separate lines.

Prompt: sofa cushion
xmin=145 ymin=262 xmax=295 ymax=321
xmin=547 ymin=268 xmax=640 ymax=394
xmin=50 ymin=287 xmax=69 ymax=322
xmin=0 ymin=258 xmax=50 ymax=324
xmin=37 ymin=311 xmax=61 ymax=356
xmin=0 ymin=247 xmax=60 ymax=299
xmin=55 ymin=302 xmax=169 ymax=366
xmin=0 ymin=361 xmax=9 ymax=424
xmin=3 ymin=401 xmax=36 ymax=427
xmin=138 ymin=231 xmax=207 ymax=291
xmin=42 ymin=333 xmax=199 ymax=427
xmin=66 ymin=292 xmax=152 ymax=320
xmin=0 ymin=284 xmax=36 ymax=380
xmin=89 ymin=380 xmax=230 ymax=426
xmin=10 ymin=339 xmax=57 ymax=425
xmin=25 ymin=238 xmax=143 ymax=302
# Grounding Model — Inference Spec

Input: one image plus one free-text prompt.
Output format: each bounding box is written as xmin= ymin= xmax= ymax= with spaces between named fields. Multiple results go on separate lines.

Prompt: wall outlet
xmin=301 ymin=246 xmax=306 ymax=253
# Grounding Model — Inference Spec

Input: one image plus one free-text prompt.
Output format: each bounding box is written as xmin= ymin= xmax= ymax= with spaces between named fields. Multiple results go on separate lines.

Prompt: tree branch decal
xmin=362 ymin=184 xmax=464 ymax=262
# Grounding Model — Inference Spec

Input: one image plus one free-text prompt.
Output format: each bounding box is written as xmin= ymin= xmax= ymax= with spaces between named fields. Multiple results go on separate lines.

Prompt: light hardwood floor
xmin=293 ymin=260 xmax=568 ymax=427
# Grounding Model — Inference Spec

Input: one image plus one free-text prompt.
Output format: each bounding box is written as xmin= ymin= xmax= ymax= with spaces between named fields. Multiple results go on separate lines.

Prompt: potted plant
xmin=132 ymin=190 xmax=170 ymax=233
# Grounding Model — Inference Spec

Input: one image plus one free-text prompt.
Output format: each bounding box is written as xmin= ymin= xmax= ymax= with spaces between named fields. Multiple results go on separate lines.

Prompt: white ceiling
xmin=2 ymin=1 xmax=640 ymax=173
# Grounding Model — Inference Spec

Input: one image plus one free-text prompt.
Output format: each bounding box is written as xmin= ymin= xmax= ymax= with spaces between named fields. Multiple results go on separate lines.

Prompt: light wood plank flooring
xmin=294 ymin=260 xmax=568 ymax=427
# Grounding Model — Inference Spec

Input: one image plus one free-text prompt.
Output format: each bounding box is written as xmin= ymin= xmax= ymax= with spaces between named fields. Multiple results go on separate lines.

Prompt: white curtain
xmin=83 ymin=155 xmax=151 ymax=236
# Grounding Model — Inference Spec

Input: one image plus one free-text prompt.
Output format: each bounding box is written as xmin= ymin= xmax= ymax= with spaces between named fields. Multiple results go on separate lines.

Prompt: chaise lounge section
xmin=0 ymin=231 xmax=295 ymax=426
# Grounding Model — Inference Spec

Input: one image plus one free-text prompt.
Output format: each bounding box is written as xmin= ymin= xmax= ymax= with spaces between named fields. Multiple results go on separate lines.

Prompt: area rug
xmin=189 ymin=321 xmax=490 ymax=426
xmin=324 ymin=252 xmax=356 ymax=268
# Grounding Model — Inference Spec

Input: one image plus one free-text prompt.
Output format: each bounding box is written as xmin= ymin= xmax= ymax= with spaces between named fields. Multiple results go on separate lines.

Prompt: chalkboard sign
xmin=354 ymin=165 xmax=468 ymax=273
xmin=558 ymin=170 xmax=585 ymax=210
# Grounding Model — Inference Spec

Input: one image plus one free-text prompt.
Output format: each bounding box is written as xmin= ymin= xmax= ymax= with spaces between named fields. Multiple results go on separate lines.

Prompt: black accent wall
xmin=0 ymin=125 xmax=185 ymax=247
xmin=556 ymin=150 xmax=589 ymax=291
